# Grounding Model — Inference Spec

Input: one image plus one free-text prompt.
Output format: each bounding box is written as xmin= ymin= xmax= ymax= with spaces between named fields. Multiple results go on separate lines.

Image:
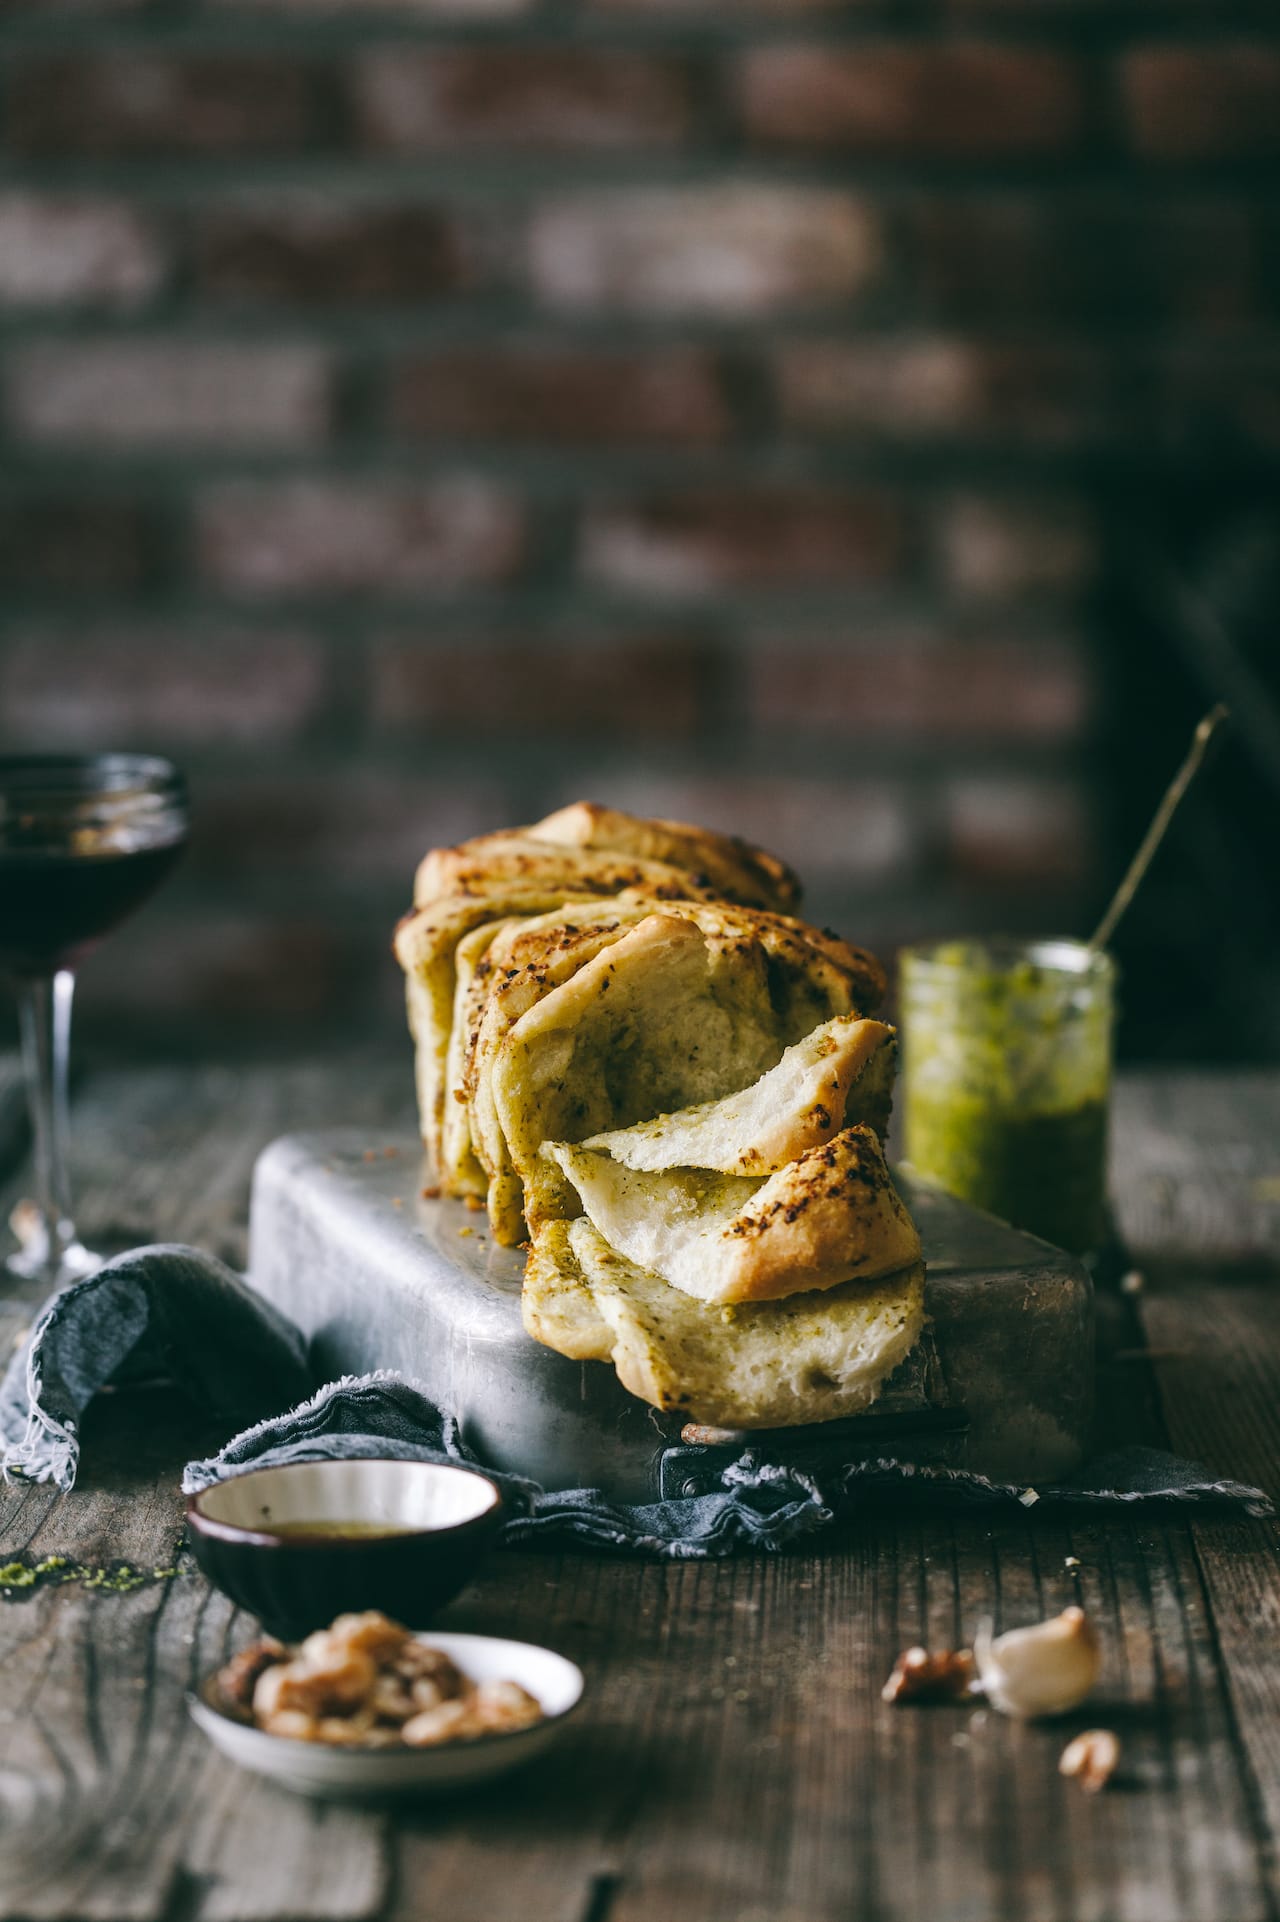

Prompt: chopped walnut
xmin=317 ymin=1611 xmax=412 ymax=1663
xmin=473 ymin=1678 xmax=544 ymax=1733
xmin=217 ymin=1637 xmax=287 ymax=1713
xmin=372 ymin=1672 xmax=417 ymax=1724
xmin=253 ymin=1660 xmax=324 ymax=1721
xmin=393 ymin=1639 xmax=469 ymax=1696
xmin=216 ymin=1610 xmax=545 ymax=1750
xmin=402 ymin=1697 xmax=487 ymax=1748
xmin=881 ymin=1645 xmax=978 ymax=1705
xmin=258 ymin=1707 xmax=318 ymax=1743
xmin=290 ymin=1638 xmax=378 ymax=1712
xmin=1059 ymin=1728 xmax=1120 ymax=1793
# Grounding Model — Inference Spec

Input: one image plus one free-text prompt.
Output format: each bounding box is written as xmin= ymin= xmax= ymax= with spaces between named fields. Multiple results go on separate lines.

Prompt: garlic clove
xmin=973 ymin=1605 xmax=1100 ymax=1720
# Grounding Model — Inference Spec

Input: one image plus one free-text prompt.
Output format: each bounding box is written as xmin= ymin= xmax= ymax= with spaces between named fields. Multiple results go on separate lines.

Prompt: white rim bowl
xmin=188 ymin=1459 xmax=502 ymax=1544
xmin=188 ymin=1631 xmax=584 ymax=1800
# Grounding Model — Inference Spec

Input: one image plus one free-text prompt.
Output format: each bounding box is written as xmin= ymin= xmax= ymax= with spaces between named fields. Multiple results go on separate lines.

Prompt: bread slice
xmin=489 ymin=913 xmax=788 ymax=1242
xmin=522 ymin=1219 xmax=612 ymax=1361
xmin=523 ymin=1217 xmax=925 ymax=1430
xmin=528 ymin=801 xmax=801 ymax=915
xmin=548 ymin=1124 xmax=921 ymax=1306
xmin=582 ymin=1015 xmax=897 ymax=1175
xmin=463 ymin=898 xmax=662 ymax=1241
xmin=438 ymin=916 xmax=514 ymax=1199
xmin=480 ymin=909 xmax=886 ymax=1244
xmin=394 ymin=888 xmax=605 ymax=1172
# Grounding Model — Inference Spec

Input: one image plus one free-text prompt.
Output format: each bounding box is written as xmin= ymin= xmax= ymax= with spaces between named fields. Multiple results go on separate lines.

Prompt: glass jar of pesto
xmin=898 ymin=939 xmax=1116 ymax=1258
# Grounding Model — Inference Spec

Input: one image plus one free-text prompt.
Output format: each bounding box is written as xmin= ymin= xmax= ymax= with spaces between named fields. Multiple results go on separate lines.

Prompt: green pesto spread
xmin=901 ymin=941 xmax=1113 ymax=1257
xmin=905 ymin=1090 xmax=1108 ymax=1255
xmin=0 ymin=1554 xmax=182 ymax=1602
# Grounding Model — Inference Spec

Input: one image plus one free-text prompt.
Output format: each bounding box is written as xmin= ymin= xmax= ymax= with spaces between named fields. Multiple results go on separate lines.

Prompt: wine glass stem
xmin=16 ymin=970 xmax=78 ymax=1272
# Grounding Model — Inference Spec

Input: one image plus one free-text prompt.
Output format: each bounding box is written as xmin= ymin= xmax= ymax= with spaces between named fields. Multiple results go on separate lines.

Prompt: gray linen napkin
xmin=2 ymin=1245 xmax=1271 ymax=1558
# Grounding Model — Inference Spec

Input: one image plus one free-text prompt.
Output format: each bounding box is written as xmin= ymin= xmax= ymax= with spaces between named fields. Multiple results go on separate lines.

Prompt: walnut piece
xmin=473 ymin=1678 xmax=544 ymax=1733
xmin=217 ymin=1637 xmax=288 ymax=1713
xmin=1059 ymin=1728 xmax=1120 ymax=1793
xmin=881 ymin=1645 xmax=978 ymax=1705
xmin=402 ymin=1698 xmax=487 ymax=1748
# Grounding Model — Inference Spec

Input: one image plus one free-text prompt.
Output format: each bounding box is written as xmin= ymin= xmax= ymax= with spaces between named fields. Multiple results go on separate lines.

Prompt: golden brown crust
xmin=529 ymin=801 xmax=802 ymax=915
xmin=393 ymin=887 xmax=620 ymax=1173
xmin=413 ymin=836 xmax=717 ymax=911
xmin=716 ymin=1126 xmax=920 ymax=1304
xmin=582 ymin=1015 xmax=897 ymax=1175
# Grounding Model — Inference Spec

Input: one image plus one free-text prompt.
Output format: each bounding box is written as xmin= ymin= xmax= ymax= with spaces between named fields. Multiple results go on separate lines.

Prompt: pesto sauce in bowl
xmin=899 ymin=940 xmax=1116 ymax=1258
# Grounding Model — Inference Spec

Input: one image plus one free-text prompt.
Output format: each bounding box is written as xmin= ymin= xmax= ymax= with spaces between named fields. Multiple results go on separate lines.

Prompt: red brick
xmin=196 ymin=201 xmax=477 ymax=304
xmin=775 ymin=338 xmax=1107 ymax=445
xmin=599 ymin=772 xmax=920 ymax=884
xmin=0 ymin=0 xmax=146 ymax=13
xmin=370 ymin=633 xmax=708 ymax=737
xmin=1150 ymin=347 xmax=1280 ymax=452
xmin=7 ymin=342 xmax=331 ymax=449
xmin=194 ymin=770 xmax=511 ymax=888
xmin=945 ymin=775 xmax=1090 ymax=886
xmin=83 ymin=911 xmax=362 ymax=1028
xmin=935 ymin=495 xmax=1099 ymax=602
xmin=389 ymin=344 xmax=727 ymax=446
xmin=589 ymin=0 xmax=848 ymax=11
xmin=582 ymin=486 xmax=905 ymax=595
xmin=528 ymin=186 xmax=881 ymax=316
xmin=749 ymin=632 xmax=1093 ymax=742
xmin=909 ymin=196 xmax=1266 ymax=330
xmin=357 ymin=48 xmax=694 ymax=152
xmin=1124 ymin=46 xmax=1280 ymax=162
xmin=198 ymin=480 xmax=525 ymax=595
xmin=203 ymin=0 xmax=530 ymax=14
xmin=740 ymin=44 xmax=1086 ymax=157
xmin=0 ymin=496 xmax=162 ymax=592
xmin=0 ymin=194 xmax=164 ymax=309
xmin=7 ymin=54 xmax=327 ymax=157
xmin=0 ymin=627 xmax=329 ymax=748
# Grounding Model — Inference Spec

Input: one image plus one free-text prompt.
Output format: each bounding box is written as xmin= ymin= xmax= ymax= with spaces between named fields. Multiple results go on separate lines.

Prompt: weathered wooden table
xmin=1 ymin=1059 xmax=1278 ymax=1922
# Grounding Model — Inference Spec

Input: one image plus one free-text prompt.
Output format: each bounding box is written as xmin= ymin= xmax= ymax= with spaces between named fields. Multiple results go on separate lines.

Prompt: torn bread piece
xmin=490 ymin=914 xmax=785 ymax=1242
xmin=465 ymin=899 xmax=662 ymax=1242
xmin=524 ymin=1217 xmax=925 ymax=1430
xmin=482 ymin=911 xmax=885 ymax=1244
xmin=394 ymin=887 xmax=597 ymax=1169
xmin=548 ymin=1125 xmax=921 ymax=1306
xmin=528 ymin=801 xmax=801 ymax=916
xmin=582 ymin=1015 xmax=897 ymax=1175
xmin=438 ymin=916 xmax=516 ymax=1199
xmin=522 ymin=1219 xmax=612 ymax=1362
xmin=394 ymin=875 xmax=706 ymax=1173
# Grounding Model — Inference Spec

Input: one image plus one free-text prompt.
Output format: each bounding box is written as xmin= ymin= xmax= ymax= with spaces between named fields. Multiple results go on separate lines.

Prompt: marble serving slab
xmin=247 ymin=1131 xmax=1094 ymax=1501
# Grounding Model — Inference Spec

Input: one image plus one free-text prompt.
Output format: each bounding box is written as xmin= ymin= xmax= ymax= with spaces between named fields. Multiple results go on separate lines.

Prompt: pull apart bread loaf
xmin=394 ymin=804 xmax=923 ymax=1431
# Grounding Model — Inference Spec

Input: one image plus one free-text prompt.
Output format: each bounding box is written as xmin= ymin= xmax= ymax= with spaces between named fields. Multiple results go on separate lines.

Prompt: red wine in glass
xmin=0 ymin=755 xmax=189 ymax=1284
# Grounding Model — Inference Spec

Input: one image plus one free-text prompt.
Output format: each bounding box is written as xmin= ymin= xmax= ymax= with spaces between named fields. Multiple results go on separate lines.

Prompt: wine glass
xmin=0 ymin=755 xmax=189 ymax=1287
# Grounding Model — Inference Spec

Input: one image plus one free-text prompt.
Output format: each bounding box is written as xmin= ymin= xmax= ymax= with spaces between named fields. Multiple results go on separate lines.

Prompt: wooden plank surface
xmin=1112 ymin=1077 xmax=1280 ymax=1922
xmin=0 ymin=1060 xmax=1277 ymax=1922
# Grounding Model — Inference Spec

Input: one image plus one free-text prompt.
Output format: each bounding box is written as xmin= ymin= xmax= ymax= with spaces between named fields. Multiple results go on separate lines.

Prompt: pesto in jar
xmin=899 ymin=940 xmax=1116 ymax=1258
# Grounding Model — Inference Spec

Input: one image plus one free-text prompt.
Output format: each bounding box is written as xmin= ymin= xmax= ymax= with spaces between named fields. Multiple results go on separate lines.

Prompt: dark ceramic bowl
xmin=185 ymin=1459 xmax=503 ymax=1639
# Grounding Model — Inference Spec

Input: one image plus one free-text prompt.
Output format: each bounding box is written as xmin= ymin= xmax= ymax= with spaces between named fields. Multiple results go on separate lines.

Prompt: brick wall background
xmin=1 ymin=1 xmax=1278 ymax=1059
